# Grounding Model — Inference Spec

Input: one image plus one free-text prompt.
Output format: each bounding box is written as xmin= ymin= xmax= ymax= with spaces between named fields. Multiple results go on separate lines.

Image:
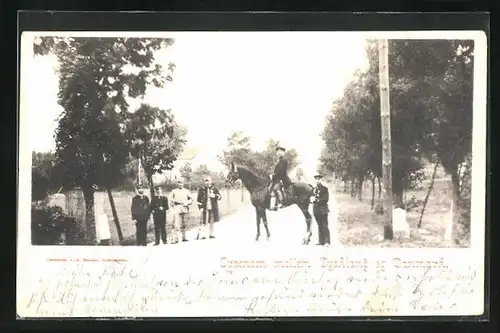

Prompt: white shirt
xmin=170 ymin=187 xmax=193 ymax=206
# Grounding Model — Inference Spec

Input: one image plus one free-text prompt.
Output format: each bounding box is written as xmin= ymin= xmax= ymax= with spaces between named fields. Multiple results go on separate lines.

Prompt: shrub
xmin=31 ymin=205 xmax=77 ymax=245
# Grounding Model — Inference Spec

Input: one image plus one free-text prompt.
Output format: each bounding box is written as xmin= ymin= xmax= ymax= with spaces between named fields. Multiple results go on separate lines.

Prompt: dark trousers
xmin=314 ymin=212 xmax=330 ymax=245
xmin=135 ymin=219 xmax=148 ymax=246
xmin=270 ymin=182 xmax=284 ymax=204
xmin=153 ymin=215 xmax=167 ymax=244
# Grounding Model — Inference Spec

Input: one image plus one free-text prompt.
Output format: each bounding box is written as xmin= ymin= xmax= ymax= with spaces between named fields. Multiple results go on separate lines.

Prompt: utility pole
xmin=378 ymin=39 xmax=394 ymax=240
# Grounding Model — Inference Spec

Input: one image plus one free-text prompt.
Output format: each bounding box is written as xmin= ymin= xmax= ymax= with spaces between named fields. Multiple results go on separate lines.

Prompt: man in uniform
xmin=197 ymin=176 xmax=222 ymax=239
xmin=170 ymin=179 xmax=193 ymax=243
xmin=131 ymin=185 xmax=151 ymax=246
xmin=269 ymin=146 xmax=291 ymax=210
xmin=310 ymin=173 xmax=330 ymax=247
xmin=151 ymin=186 xmax=169 ymax=245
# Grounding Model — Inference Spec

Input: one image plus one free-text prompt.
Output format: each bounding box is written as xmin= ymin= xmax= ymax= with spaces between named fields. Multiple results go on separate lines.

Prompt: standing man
xmin=197 ymin=176 xmax=222 ymax=239
xmin=269 ymin=146 xmax=291 ymax=210
xmin=131 ymin=185 xmax=151 ymax=246
xmin=310 ymin=173 xmax=330 ymax=247
xmin=170 ymin=179 xmax=193 ymax=243
xmin=151 ymin=186 xmax=169 ymax=245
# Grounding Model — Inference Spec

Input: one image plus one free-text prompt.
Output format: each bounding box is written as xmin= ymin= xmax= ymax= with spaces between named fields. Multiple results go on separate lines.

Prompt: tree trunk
xmin=357 ymin=177 xmax=363 ymax=201
xmin=450 ymin=168 xmax=462 ymax=245
xmin=81 ymin=185 xmax=97 ymax=245
xmin=378 ymin=39 xmax=393 ymax=240
xmin=343 ymin=180 xmax=348 ymax=193
xmin=377 ymin=176 xmax=382 ymax=199
xmin=350 ymin=179 xmax=356 ymax=198
xmin=371 ymin=176 xmax=376 ymax=210
xmin=148 ymin=175 xmax=155 ymax=202
xmin=418 ymin=161 xmax=439 ymax=228
xmin=106 ymin=187 xmax=123 ymax=242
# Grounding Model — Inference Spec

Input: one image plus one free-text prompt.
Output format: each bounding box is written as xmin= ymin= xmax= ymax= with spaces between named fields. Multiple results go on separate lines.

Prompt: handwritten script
xmin=21 ymin=258 xmax=479 ymax=317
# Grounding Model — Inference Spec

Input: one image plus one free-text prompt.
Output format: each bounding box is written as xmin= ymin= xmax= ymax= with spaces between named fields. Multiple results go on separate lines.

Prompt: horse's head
xmin=226 ymin=162 xmax=240 ymax=186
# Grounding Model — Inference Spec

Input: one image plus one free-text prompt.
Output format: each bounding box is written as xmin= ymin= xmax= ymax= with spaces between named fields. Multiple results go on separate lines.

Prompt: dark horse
xmin=226 ymin=162 xmax=315 ymax=244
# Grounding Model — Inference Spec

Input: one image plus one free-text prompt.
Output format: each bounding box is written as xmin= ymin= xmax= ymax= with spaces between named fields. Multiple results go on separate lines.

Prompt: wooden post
xmin=240 ymin=181 xmax=244 ymax=202
xmin=378 ymin=39 xmax=394 ymax=240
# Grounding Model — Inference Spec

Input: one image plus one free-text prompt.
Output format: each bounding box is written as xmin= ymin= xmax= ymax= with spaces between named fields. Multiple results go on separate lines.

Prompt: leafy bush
xmin=31 ymin=205 xmax=77 ymax=245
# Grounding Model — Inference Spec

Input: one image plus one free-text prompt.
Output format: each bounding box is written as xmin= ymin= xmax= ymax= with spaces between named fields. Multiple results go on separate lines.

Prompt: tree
xmin=31 ymin=152 xmax=63 ymax=201
xmin=34 ymin=36 xmax=175 ymax=244
xmin=252 ymin=139 xmax=300 ymax=177
xmin=218 ymin=131 xmax=257 ymax=169
xmin=194 ymin=164 xmax=211 ymax=177
xmin=125 ymin=103 xmax=187 ymax=199
xmin=180 ymin=162 xmax=193 ymax=183
xmin=219 ymin=132 xmax=300 ymax=179
xmin=320 ymin=38 xmax=474 ymax=244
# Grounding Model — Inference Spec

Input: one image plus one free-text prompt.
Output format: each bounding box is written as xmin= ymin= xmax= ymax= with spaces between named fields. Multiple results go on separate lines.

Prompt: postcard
xmin=17 ymin=30 xmax=487 ymax=318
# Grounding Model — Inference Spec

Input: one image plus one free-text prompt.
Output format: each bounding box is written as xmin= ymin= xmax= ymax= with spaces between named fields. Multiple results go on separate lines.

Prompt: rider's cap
xmin=313 ymin=173 xmax=324 ymax=179
xmin=276 ymin=146 xmax=286 ymax=152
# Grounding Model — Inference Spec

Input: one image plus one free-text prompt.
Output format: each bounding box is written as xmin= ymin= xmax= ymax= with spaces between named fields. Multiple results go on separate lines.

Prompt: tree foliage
xmin=320 ymin=39 xmax=474 ymax=242
xmin=219 ymin=131 xmax=299 ymax=178
xmin=31 ymin=152 xmax=63 ymax=201
xmin=125 ymin=103 xmax=187 ymax=197
xmin=34 ymin=36 xmax=176 ymax=244
xmin=179 ymin=162 xmax=193 ymax=182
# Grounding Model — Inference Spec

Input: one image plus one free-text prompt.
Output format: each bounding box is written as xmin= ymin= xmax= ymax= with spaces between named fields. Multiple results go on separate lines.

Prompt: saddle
xmin=268 ymin=180 xmax=294 ymax=201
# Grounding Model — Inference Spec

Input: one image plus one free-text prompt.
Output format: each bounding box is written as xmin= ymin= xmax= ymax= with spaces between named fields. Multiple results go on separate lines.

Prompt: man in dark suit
xmin=151 ymin=186 xmax=169 ymax=245
xmin=131 ymin=185 xmax=151 ymax=246
xmin=196 ymin=176 xmax=222 ymax=239
xmin=311 ymin=173 xmax=330 ymax=247
xmin=269 ymin=146 xmax=291 ymax=210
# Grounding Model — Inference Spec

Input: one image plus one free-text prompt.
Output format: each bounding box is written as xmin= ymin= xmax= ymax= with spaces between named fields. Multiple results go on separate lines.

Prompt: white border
xmin=17 ymin=30 xmax=488 ymax=318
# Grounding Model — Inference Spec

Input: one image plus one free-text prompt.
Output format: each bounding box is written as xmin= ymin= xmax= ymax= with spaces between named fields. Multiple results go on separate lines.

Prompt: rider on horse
xmin=269 ymin=146 xmax=291 ymax=210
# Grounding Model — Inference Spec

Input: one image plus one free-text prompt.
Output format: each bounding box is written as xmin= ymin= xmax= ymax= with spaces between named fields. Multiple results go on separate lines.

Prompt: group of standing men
xmin=130 ymin=177 xmax=221 ymax=246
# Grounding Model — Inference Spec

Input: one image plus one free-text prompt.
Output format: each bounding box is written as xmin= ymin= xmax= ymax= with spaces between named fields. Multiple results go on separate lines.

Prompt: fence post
xmin=240 ymin=181 xmax=244 ymax=202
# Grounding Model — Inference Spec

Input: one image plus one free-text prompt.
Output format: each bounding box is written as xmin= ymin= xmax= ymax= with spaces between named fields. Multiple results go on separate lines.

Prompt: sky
xmin=24 ymin=32 xmax=369 ymax=179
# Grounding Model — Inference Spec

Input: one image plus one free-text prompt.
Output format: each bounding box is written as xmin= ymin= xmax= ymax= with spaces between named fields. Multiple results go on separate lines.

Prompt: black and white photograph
xmin=26 ymin=32 xmax=479 ymax=248
xmin=17 ymin=27 xmax=487 ymax=318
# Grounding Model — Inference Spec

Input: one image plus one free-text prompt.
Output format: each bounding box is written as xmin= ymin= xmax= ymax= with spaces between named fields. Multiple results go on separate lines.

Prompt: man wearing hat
xmin=310 ymin=173 xmax=331 ymax=246
xmin=196 ymin=176 xmax=222 ymax=239
xmin=269 ymin=146 xmax=291 ymax=210
xmin=131 ymin=185 xmax=152 ymax=246
xmin=151 ymin=186 xmax=169 ymax=245
xmin=170 ymin=179 xmax=193 ymax=243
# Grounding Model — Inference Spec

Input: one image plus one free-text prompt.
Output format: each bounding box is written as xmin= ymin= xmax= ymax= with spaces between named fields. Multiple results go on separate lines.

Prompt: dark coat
xmin=313 ymin=183 xmax=330 ymax=215
xmin=131 ymin=195 xmax=151 ymax=221
xmin=151 ymin=195 xmax=169 ymax=220
xmin=197 ymin=185 xmax=221 ymax=221
xmin=273 ymin=157 xmax=291 ymax=186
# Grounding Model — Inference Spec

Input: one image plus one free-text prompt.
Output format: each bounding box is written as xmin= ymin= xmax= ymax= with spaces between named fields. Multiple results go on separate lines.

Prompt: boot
xmin=276 ymin=190 xmax=285 ymax=209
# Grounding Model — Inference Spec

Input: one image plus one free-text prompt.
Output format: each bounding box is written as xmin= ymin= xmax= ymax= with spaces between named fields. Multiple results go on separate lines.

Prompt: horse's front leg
xmin=255 ymin=208 xmax=261 ymax=242
xmin=301 ymin=205 xmax=313 ymax=245
xmin=261 ymin=209 xmax=271 ymax=241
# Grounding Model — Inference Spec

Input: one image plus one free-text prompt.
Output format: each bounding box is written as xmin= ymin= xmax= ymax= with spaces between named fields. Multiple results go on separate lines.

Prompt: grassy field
xmin=97 ymin=187 xmax=251 ymax=245
xmin=334 ymin=178 xmax=470 ymax=248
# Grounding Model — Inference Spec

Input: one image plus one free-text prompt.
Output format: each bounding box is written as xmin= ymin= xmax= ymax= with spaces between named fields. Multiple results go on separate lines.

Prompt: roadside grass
xmin=334 ymin=179 xmax=468 ymax=248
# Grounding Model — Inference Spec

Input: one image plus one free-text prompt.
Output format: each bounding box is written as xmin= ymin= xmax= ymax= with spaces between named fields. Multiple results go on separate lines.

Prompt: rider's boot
xmin=276 ymin=189 xmax=285 ymax=209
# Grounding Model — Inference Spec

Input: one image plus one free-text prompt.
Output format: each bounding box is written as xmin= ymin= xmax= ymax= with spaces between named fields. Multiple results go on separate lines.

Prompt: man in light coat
xmin=170 ymin=179 xmax=193 ymax=243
